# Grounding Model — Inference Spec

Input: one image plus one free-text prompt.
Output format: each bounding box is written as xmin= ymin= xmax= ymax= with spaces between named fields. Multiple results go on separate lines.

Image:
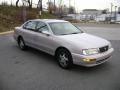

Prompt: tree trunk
xmin=16 ymin=0 xmax=19 ymax=7
xmin=37 ymin=0 xmax=42 ymax=11
xmin=27 ymin=0 xmax=32 ymax=9
xmin=30 ymin=0 xmax=32 ymax=9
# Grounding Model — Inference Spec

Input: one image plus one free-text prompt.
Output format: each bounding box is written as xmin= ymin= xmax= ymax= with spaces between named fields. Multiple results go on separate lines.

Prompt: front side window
xmin=36 ymin=22 xmax=49 ymax=32
xmin=49 ymin=22 xmax=82 ymax=35
xmin=23 ymin=21 xmax=37 ymax=31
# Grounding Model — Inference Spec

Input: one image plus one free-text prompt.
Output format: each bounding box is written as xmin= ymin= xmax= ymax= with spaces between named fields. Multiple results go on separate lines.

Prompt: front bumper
xmin=72 ymin=48 xmax=114 ymax=67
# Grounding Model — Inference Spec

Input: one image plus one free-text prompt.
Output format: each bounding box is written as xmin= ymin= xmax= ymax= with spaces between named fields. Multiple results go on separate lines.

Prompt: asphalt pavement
xmin=0 ymin=26 xmax=120 ymax=90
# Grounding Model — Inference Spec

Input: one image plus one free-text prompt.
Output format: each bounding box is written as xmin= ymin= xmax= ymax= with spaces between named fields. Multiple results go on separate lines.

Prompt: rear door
xmin=21 ymin=21 xmax=38 ymax=47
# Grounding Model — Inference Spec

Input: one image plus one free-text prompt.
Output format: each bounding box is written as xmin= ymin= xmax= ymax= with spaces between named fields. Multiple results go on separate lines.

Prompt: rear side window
xmin=23 ymin=21 xmax=37 ymax=31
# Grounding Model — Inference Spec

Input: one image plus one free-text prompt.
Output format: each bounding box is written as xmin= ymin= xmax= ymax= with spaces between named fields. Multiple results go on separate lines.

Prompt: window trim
xmin=22 ymin=21 xmax=37 ymax=31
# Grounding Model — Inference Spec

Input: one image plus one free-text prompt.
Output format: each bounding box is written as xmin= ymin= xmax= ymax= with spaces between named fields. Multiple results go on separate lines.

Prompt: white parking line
xmin=0 ymin=31 xmax=14 ymax=35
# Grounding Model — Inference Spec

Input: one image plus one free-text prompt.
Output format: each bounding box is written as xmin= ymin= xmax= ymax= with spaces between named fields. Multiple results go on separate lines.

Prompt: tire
xmin=55 ymin=48 xmax=73 ymax=69
xmin=18 ymin=37 xmax=27 ymax=50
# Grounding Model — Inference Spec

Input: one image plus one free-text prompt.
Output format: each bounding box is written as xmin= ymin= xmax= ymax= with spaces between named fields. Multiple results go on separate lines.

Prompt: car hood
xmin=58 ymin=33 xmax=110 ymax=49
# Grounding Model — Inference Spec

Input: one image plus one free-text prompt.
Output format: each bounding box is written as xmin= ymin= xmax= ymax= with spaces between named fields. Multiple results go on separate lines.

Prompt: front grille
xmin=96 ymin=59 xmax=106 ymax=64
xmin=99 ymin=45 xmax=108 ymax=53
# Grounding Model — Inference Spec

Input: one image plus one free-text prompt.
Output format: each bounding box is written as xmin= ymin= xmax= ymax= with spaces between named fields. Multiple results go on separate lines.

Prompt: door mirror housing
xmin=41 ymin=31 xmax=51 ymax=36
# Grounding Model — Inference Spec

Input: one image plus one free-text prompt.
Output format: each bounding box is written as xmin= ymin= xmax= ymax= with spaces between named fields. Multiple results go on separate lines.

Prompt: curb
xmin=0 ymin=31 xmax=14 ymax=35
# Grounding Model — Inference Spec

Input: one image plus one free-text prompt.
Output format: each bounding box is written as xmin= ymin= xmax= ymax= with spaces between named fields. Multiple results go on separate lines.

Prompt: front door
xmin=34 ymin=21 xmax=55 ymax=54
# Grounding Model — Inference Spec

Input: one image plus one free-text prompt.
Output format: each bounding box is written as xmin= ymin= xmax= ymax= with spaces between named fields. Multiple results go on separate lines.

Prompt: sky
xmin=0 ymin=0 xmax=119 ymax=12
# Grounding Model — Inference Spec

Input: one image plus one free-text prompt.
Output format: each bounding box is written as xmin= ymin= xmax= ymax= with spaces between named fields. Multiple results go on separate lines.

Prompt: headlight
xmin=82 ymin=48 xmax=99 ymax=55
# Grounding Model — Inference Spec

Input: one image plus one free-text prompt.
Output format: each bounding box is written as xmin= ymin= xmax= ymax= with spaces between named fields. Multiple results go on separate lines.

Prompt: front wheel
xmin=18 ymin=37 xmax=27 ymax=50
xmin=56 ymin=49 xmax=73 ymax=69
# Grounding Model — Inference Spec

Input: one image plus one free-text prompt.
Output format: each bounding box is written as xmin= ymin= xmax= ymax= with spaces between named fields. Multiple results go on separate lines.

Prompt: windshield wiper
xmin=70 ymin=32 xmax=80 ymax=34
xmin=60 ymin=34 xmax=68 ymax=35
xmin=37 ymin=25 xmax=47 ymax=30
xmin=59 ymin=32 xmax=80 ymax=35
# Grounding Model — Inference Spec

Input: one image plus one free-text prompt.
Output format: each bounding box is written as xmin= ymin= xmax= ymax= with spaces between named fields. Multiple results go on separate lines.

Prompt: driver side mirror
xmin=41 ymin=30 xmax=51 ymax=36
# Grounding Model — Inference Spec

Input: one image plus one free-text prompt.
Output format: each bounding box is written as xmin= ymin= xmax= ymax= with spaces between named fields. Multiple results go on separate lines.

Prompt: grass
xmin=0 ymin=5 xmax=57 ymax=32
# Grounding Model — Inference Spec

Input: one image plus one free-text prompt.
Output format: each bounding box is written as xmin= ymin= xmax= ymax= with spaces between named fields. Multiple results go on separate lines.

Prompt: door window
xmin=36 ymin=22 xmax=49 ymax=32
xmin=23 ymin=21 xmax=37 ymax=31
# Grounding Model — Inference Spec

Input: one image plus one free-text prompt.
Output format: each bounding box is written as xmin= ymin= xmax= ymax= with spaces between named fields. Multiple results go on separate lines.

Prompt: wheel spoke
xmin=59 ymin=53 xmax=68 ymax=67
xmin=19 ymin=39 xmax=24 ymax=49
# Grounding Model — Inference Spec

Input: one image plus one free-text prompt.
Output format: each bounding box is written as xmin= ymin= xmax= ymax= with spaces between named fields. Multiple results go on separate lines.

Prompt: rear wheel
xmin=56 ymin=48 xmax=73 ymax=69
xmin=18 ymin=37 xmax=27 ymax=50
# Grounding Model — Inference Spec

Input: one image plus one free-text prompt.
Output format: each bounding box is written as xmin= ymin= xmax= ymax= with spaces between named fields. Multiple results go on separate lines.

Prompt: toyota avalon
xmin=14 ymin=19 xmax=114 ymax=69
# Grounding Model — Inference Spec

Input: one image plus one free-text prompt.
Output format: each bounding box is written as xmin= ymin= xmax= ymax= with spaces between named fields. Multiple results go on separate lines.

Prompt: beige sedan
xmin=14 ymin=19 xmax=114 ymax=69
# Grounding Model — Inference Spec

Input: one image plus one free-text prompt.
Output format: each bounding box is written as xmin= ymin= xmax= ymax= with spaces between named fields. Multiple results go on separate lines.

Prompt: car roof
xmin=30 ymin=19 xmax=68 ymax=23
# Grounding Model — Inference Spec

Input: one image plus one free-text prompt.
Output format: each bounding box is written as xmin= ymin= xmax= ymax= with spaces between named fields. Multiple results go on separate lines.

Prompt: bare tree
xmin=16 ymin=0 xmax=32 ymax=8
xmin=69 ymin=6 xmax=75 ymax=14
xmin=54 ymin=0 xmax=56 ymax=13
xmin=16 ymin=0 xmax=20 ymax=7
xmin=11 ymin=0 xmax=13 ymax=6
xmin=27 ymin=0 xmax=32 ymax=9
xmin=37 ymin=0 xmax=42 ymax=11
xmin=47 ymin=0 xmax=54 ymax=14
xmin=58 ymin=0 xmax=63 ymax=15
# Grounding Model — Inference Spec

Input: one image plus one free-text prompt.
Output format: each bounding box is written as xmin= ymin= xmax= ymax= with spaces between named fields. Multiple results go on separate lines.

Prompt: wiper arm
xmin=70 ymin=32 xmax=80 ymax=34
xmin=59 ymin=32 xmax=80 ymax=35
xmin=37 ymin=25 xmax=47 ymax=30
xmin=60 ymin=34 xmax=68 ymax=35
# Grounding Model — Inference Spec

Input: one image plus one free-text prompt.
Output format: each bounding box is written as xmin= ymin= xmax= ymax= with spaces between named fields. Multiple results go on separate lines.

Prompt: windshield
xmin=49 ymin=22 xmax=82 ymax=35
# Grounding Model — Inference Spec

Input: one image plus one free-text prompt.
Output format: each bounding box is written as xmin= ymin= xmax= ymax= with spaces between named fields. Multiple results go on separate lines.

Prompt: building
xmin=82 ymin=9 xmax=103 ymax=20
xmin=83 ymin=9 xmax=102 ymax=15
xmin=95 ymin=13 xmax=120 ymax=23
xmin=95 ymin=14 xmax=111 ymax=22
